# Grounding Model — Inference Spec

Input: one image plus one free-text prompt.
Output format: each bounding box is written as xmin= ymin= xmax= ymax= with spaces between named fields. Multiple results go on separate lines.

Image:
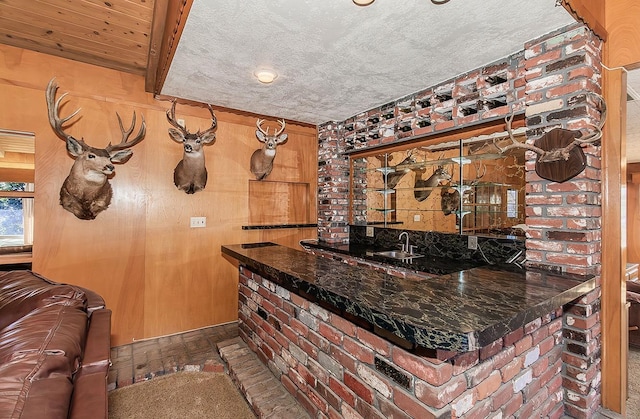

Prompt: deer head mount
xmin=412 ymin=165 xmax=452 ymax=202
xmin=495 ymin=94 xmax=606 ymax=183
xmin=45 ymin=78 xmax=146 ymax=220
xmin=384 ymin=151 xmax=416 ymax=189
xmin=166 ymin=100 xmax=217 ymax=194
xmin=250 ymin=119 xmax=287 ymax=180
xmin=441 ymin=162 xmax=486 ymax=216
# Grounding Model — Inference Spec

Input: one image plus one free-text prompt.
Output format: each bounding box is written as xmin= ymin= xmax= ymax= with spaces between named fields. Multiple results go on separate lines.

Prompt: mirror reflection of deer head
xmin=412 ymin=165 xmax=452 ymax=202
xmin=385 ymin=150 xmax=415 ymax=189
xmin=495 ymin=94 xmax=606 ymax=183
xmin=166 ymin=100 xmax=217 ymax=194
xmin=250 ymin=119 xmax=287 ymax=180
xmin=441 ymin=162 xmax=486 ymax=215
xmin=45 ymin=78 xmax=146 ymax=220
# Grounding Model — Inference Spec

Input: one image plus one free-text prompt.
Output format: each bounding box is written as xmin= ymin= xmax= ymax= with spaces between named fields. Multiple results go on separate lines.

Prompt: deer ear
xmin=168 ymin=128 xmax=185 ymax=143
xmin=255 ymin=130 xmax=266 ymax=142
xmin=201 ymin=132 xmax=216 ymax=144
xmin=66 ymin=137 xmax=85 ymax=157
xmin=276 ymin=134 xmax=288 ymax=144
xmin=110 ymin=149 xmax=133 ymax=164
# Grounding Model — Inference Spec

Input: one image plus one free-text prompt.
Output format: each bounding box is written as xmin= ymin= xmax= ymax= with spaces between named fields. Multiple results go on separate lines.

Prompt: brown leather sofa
xmin=0 ymin=270 xmax=111 ymax=419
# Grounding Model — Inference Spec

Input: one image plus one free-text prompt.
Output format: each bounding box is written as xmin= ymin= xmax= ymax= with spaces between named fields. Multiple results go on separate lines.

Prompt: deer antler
xmin=274 ymin=119 xmax=286 ymax=136
xmin=473 ymin=161 xmax=487 ymax=181
xmin=494 ymin=113 xmax=546 ymax=156
xmin=196 ymin=105 xmax=217 ymax=136
xmin=167 ymin=100 xmax=217 ymax=137
xmin=106 ymin=111 xmax=146 ymax=152
xmin=573 ymin=93 xmax=607 ymax=145
xmin=256 ymin=119 xmax=286 ymax=136
xmin=166 ymin=100 xmax=189 ymax=136
xmin=496 ymin=94 xmax=606 ymax=163
xmin=256 ymin=119 xmax=270 ymax=136
xmin=45 ymin=78 xmax=82 ymax=143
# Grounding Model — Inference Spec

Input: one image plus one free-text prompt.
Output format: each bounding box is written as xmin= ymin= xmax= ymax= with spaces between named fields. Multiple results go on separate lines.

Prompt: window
xmin=0 ymin=182 xmax=34 ymax=247
xmin=0 ymin=130 xmax=35 ymax=249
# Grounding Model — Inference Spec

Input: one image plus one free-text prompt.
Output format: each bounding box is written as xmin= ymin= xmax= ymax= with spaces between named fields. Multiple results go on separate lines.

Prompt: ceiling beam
xmin=560 ymin=0 xmax=608 ymax=41
xmin=146 ymin=0 xmax=194 ymax=94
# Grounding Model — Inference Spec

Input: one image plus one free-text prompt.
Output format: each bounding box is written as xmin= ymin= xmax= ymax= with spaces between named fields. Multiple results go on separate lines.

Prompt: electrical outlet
xmin=190 ymin=217 xmax=206 ymax=228
xmin=468 ymin=235 xmax=478 ymax=250
xmin=413 ymin=214 xmax=421 ymax=222
xmin=366 ymin=226 xmax=374 ymax=237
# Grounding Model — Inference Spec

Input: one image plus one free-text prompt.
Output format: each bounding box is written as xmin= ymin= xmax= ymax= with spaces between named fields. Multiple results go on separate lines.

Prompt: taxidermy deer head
xmin=412 ymin=165 xmax=452 ymax=202
xmin=441 ymin=162 xmax=486 ymax=215
xmin=166 ymin=100 xmax=217 ymax=194
xmin=385 ymin=150 xmax=416 ymax=189
xmin=251 ymin=119 xmax=287 ymax=180
xmin=45 ymin=78 xmax=146 ymax=220
xmin=495 ymin=94 xmax=606 ymax=183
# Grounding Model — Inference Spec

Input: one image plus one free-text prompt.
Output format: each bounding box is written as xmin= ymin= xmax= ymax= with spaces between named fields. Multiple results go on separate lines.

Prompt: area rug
xmin=108 ymin=371 xmax=256 ymax=419
xmin=629 ymin=347 xmax=640 ymax=418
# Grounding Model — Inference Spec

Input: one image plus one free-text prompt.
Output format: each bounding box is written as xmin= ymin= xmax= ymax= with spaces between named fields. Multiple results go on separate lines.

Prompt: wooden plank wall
xmin=0 ymin=44 xmax=317 ymax=346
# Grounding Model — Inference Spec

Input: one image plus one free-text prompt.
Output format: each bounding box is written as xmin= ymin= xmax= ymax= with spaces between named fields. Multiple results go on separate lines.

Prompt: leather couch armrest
xmin=81 ymin=308 xmax=111 ymax=374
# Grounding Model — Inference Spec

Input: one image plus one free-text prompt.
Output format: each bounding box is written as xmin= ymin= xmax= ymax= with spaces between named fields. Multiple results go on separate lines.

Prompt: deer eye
xmin=88 ymin=154 xmax=96 ymax=159
xmin=196 ymin=139 xmax=201 ymax=144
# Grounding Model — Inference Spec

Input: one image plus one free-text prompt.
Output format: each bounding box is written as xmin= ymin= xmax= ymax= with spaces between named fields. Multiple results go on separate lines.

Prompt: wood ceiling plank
xmin=0 ymin=30 xmax=145 ymax=75
xmin=0 ymin=0 xmax=153 ymax=45
xmin=0 ymin=15 xmax=148 ymax=62
xmin=0 ymin=17 xmax=147 ymax=69
xmin=32 ymin=0 xmax=153 ymax=25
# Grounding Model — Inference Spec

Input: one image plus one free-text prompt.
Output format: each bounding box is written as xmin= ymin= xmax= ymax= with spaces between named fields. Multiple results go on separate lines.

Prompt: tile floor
xmin=108 ymin=321 xmax=239 ymax=390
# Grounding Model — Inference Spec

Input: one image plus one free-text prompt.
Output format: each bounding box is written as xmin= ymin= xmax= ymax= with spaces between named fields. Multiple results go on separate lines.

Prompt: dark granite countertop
xmin=299 ymin=239 xmax=481 ymax=276
xmin=221 ymin=242 xmax=596 ymax=352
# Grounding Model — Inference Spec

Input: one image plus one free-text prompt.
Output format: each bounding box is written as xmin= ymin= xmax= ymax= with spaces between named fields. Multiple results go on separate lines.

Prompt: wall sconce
xmin=353 ymin=0 xmax=374 ymax=5
xmin=254 ymin=69 xmax=278 ymax=84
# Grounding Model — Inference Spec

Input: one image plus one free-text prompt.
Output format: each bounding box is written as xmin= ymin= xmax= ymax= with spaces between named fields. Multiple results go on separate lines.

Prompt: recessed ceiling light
xmin=254 ymin=70 xmax=278 ymax=84
xmin=353 ymin=0 xmax=374 ymax=5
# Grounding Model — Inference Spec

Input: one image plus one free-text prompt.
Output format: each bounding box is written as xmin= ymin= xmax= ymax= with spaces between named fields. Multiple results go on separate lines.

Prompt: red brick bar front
xmin=236 ymin=264 xmax=599 ymax=419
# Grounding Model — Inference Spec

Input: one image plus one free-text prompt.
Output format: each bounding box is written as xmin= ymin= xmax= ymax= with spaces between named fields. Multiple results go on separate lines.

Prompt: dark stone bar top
xmin=241 ymin=223 xmax=318 ymax=230
xmin=299 ymin=239 xmax=480 ymax=276
xmin=221 ymin=242 xmax=596 ymax=353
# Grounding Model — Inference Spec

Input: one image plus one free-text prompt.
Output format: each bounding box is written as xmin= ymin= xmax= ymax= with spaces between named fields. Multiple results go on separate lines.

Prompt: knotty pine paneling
xmin=0 ymin=44 xmax=317 ymax=345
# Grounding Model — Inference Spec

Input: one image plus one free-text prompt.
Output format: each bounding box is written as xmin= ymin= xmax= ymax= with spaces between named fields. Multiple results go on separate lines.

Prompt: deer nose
xmin=184 ymin=144 xmax=193 ymax=153
xmin=105 ymin=164 xmax=115 ymax=172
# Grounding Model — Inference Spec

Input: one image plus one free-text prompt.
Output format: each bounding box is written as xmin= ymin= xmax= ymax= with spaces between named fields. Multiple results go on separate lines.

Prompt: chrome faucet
xmin=399 ymin=232 xmax=410 ymax=253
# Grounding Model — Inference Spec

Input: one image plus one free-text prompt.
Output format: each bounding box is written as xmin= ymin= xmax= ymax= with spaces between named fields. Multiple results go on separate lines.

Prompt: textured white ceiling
xmin=162 ymin=0 xmax=575 ymax=125
xmin=627 ymin=68 xmax=640 ymax=163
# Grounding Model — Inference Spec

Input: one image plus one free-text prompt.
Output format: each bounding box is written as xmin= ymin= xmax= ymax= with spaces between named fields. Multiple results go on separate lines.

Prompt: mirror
xmin=0 ymin=130 xmax=35 ymax=249
xmin=350 ymin=131 xmax=526 ymax=238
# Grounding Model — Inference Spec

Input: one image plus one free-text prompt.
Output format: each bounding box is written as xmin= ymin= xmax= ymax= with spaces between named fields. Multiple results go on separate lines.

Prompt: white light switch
xmin=190 ymin=217 xmax=206 ymax=228
xmin=366 ymin=226 xmax=374 ymax=237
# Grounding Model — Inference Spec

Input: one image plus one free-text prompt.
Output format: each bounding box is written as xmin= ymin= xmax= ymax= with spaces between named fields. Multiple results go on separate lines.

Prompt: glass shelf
xmin=364 ymin=188 xmax=395 ymax=195
xmin=350 ymin=136 xmax=526 ymax=236
xmin=370 ymin=208 xmax=395 ymax=213
xmin=376 ymin=167 xmax=396 ymax=175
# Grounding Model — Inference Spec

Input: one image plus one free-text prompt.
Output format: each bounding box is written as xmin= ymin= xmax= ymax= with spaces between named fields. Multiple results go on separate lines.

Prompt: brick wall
xmin=316 ymin=22 xmax=602 ymax=276
xmin=523 ymin=25 xmax=603 ymax=277
xmin=314 ymin=23 xmax=603 ymax=418
xmin=238 ymin=266 xmax=603 ymax=419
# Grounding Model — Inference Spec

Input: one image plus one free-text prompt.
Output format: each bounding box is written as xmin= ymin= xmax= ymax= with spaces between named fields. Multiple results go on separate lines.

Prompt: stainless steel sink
xmin=374 ymin=250 xmax=424 ymax=260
